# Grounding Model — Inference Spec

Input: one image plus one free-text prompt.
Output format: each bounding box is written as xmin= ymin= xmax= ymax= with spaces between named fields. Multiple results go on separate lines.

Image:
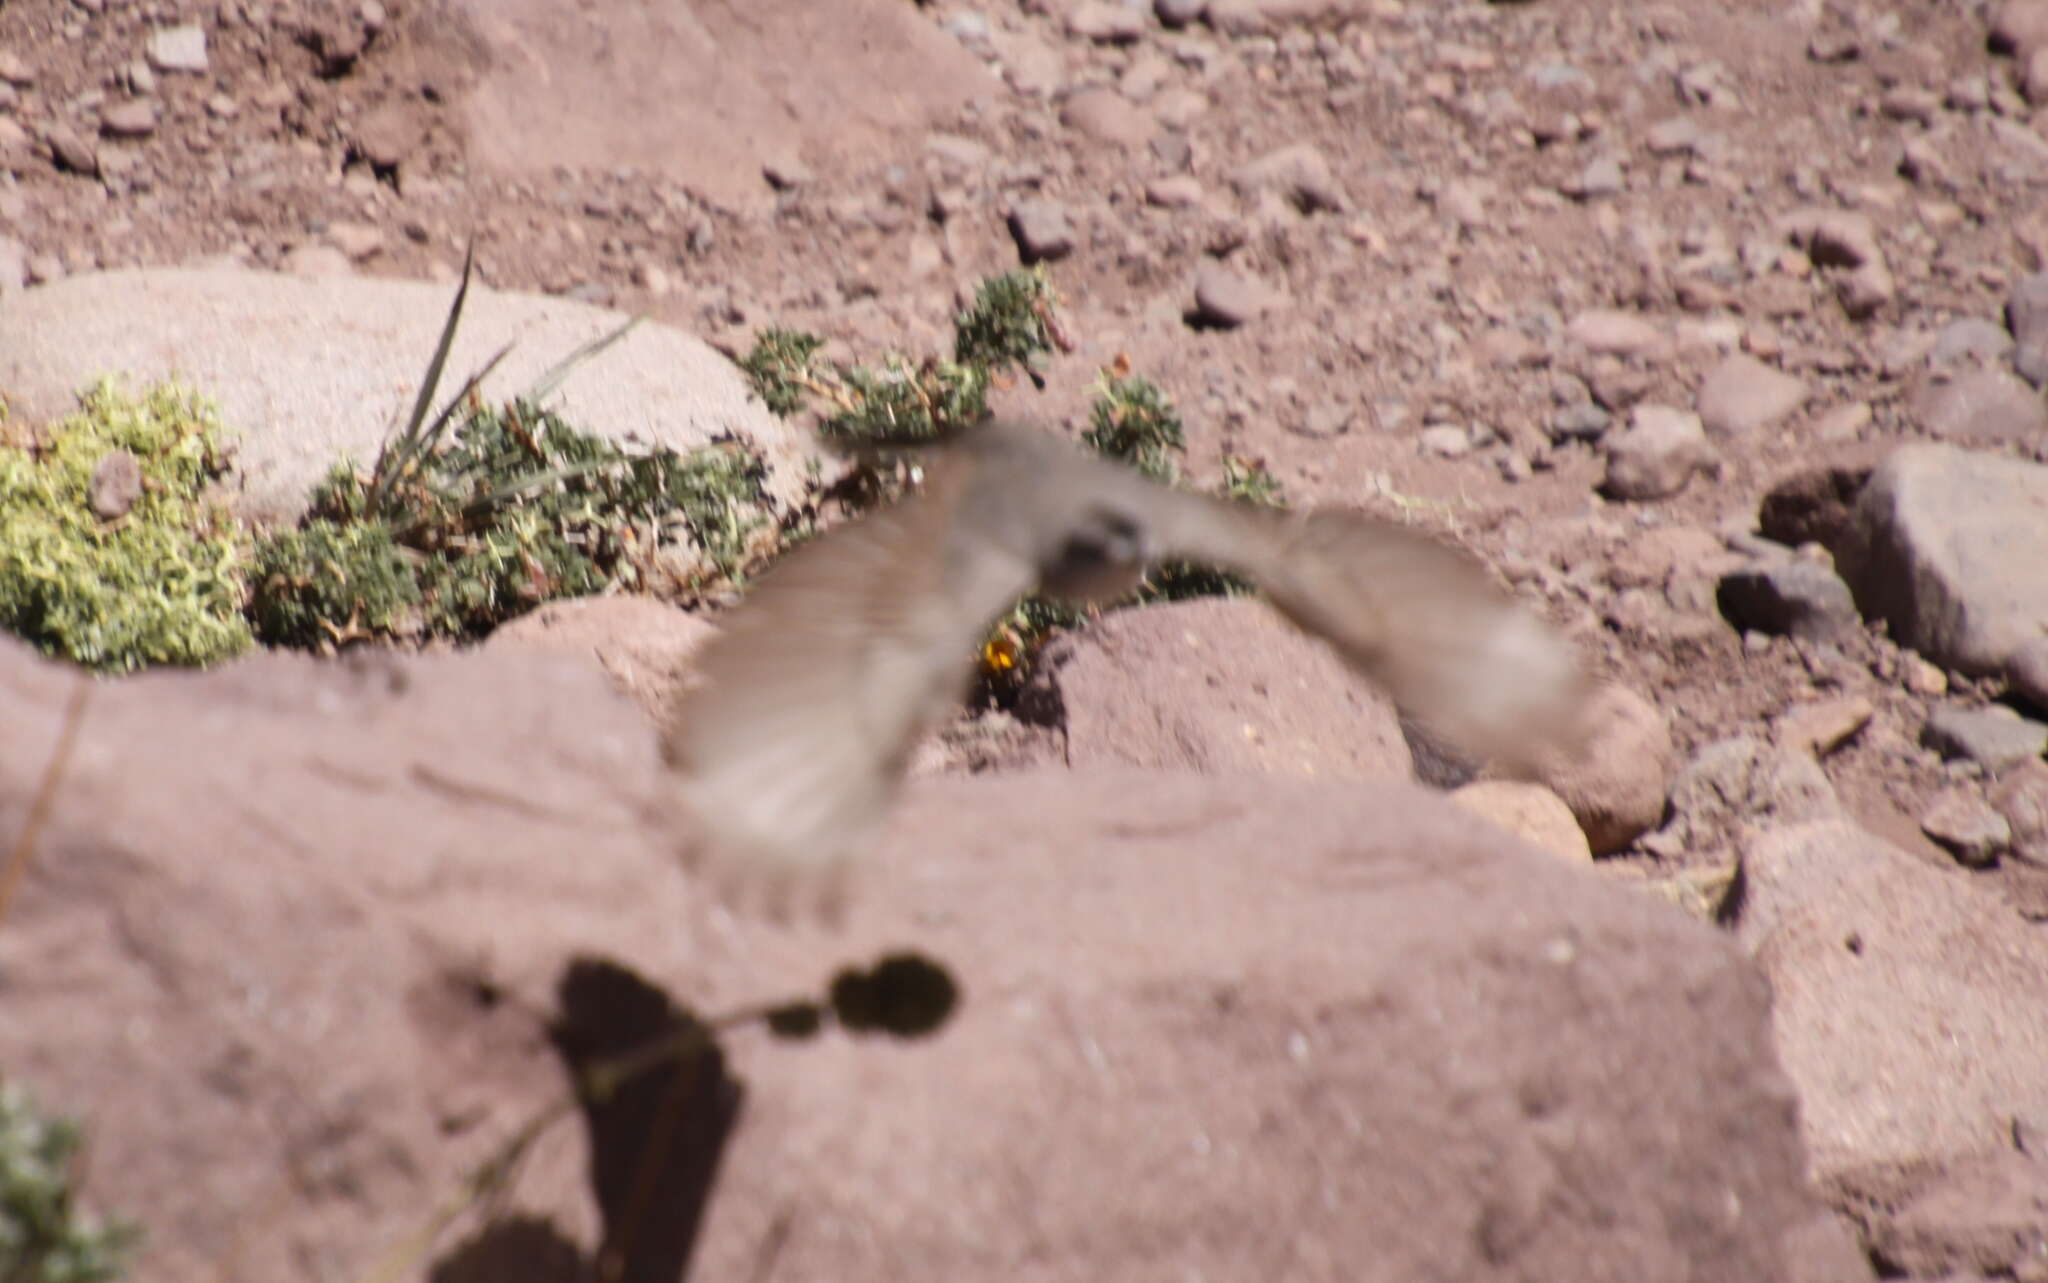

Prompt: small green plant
xmin=737 ymin=267 xmax=1066 ymax=449
xmin=0 ymin=1083 xmax=137 ymax=1283
xmin=0 ymin=380 xmax=253 ymax=673
xmin=251 ymin=248 xmax=780 ymax=649
xmin=1083 ymin=371 xmax=1185 ymax=484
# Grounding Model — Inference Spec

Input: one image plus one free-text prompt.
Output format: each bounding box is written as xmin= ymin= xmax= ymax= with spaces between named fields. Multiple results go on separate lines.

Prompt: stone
xmin=1450 ymin=780 xmax=1592 ymax=863
xmin=0 ymin=634 xmax=1828 ymax=1281
xmin=1565 ymin=308 xmax=1664 ymax=356
xmin=1601 ymin=404 xmax=1716 ymax=501
xmin=1144 ymin=176 xmax=1203 ymax=208
xmin=1861 ymin=1149 xmax=2048 ymax=1280
xmin=1060 ymin=86 xmax=1154 ymax=149
xmin=1920 ymin=787 xmax=2013 ymax=867
xmin=1418 ymin=424 xmax=1471 ymax=457
xmin=1695 ymin=354 xmax=1808 ymax=436
xmin=1561 ymin=155 xmax=1625 ymax=200
xmin=1007 ymin=198 xmax=1077 ymax=263
xmin=85 ymin=449 xmax=143 ymax=520
xmin=1991 ymin=758 xmax=2048 ymax=867
xmin=1930 ymin=315 xmax=2016 ymax=366
xmin=1021 ymin=597 xmax=1413 ymax=781
xmin=2010 ymin=637 xmax=2048 ymax=714
xmin=0 ymin=267 xmax=824 ymax=524
xmin=1066 ymin=2 xmax=1147 ymax=41
xmin=2006 ymin=271 xmax=2048 ymax=387
xmin=98 ymin=99 xmax=159 ymax=139
xmin=1228 ymin=142 xmax=1345 ymax=213
xmin=146 ymin=22 xmax=209 ymax=74
xmin=1531 ymin=683 xmax=1677 ymax=855
xmin=1654 ymin=737 xmax=1841 ymax=859
xmin=1990 ymin=0 xmax=2048 ymax=59
xmin=1736 ymin=820 xmax=2048 ymax=1180
xmin=1914 ymin=368 xmax=2048 ymax=443
xmin=40 ymin=124 xmax=98 ymax=177
xmin=1779 ymin=208 xmax=1894 ymax=318
xmin=1837 ymin=444 xmax=2048 ymax=676
xmin=1155 ymin=0 xmax=1208 ymax=26
xmin=1716 ymin=559 xmax=1859 ymax=643
xmin=1772 ymin=696 xmax=1874 ymax=757
xmin=1921 ymin=703 xmax=2048 ymax=771
xmin=1190 ymin=263 xmax=1284 ymax=328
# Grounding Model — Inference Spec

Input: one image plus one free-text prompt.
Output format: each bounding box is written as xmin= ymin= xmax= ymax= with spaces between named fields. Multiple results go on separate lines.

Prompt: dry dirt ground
xmin=4 ymin=0 xmax=2048 ymax=1277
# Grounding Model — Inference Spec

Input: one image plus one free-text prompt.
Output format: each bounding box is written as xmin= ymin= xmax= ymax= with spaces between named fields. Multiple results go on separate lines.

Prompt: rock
xmin=761 ymin=156 xmax=812 ymax=190
xmin=1417 ymin=424 xmax=1471 ymax=457
xmin=2006 ymin=271 xmax=2048 ymax=387
xmin=1861 ymin=1148 xmax=2048 ymax=1280
xmin=97 ymin=99 xmax=159 ymax=139
xmin=146 ymin=22 xmax=209 ymax=74
xmin=1191 ymin=263 xmax=1285 ymax=328
xmin=2011 ymin=637 xmax=2048 ymax=714
xmin=1920 ymin=787 xmax=2013 ymax=867
xmin=1772 ymin=696 xmax=1874 ymax=757
xmin=1547 ymin=401 xmax=1610 ymax=443
xmin=1450 ymin=780 xmax=1592 ymax=863
xmin=85 ymin=449 xmax=143 ymax=520
xmin=1601 ymin=404 xmax=1716 ymax=501
xmin=1931 ymin=315 xmax=2016 ymax=366
xmin=1228 ymin=142 xmax=1345 ymax=213
xmin=1837 ymin=444 xmax=2048 ymax=677
xmin=1810 ymin=401 xmax=1872 ymax=442
xmin=1145 ymin=175 xmax=1203 ymax=208
xmin=0 ymin=49 xmax=33 ymax=86
xmin=484 ymin=594 xmax=715 ymax=721
xmin=1757 ymin=465 xmax=1870 ymax=549
xmin=324 ymin=221 xmax=385 ymax=262
xmin=1059 ymin=86 xmax=1155 ymax=149
xmin=1903 ymin=655 xmax=1950 ymax=697
xmin=1560 ymin=155 xmax=1625 ymax=200
xmin=1066 ymin=2 xmax=1147 ymax=41
xmin=1007 ymin=198 xmax=1077 ymax=263
xmin=0 ymin=267 xmax=823 ymax=524
xmin=1779 ymin=208 xmax=1895 ymax=319
xmin=0 ymin=634 xmax=1825 ymax=1282
xmin=1921 ymin=703 xmax=2048 ymax=771
xmin=1735 ymin=820 xmax=2048 ymax=1181
xmin=1990 ymin=0 xmax=2048 ymax=59
xmin=1021 ymin=598 xmax=1413 ymax=781
xmin=1565 ymin=308 xmax=1665 ymax=356
xmin=1655 ymin=737 xmax=1840 ymax=858
xmin=1914 ymin=368 xmax=2048 ymax=442
xmin=1695 ymin=354 xmax=1808 ymax=436
xmin=1531 ymin=683 xmax=1676 ymax=855
xmin=1991 ymin=758 xmax=2048 ymax=866
xmin=1716 ymin=559 xmax=1859 ymax=643
xmin=1156 ymin=0 xmax=1208 ymax=26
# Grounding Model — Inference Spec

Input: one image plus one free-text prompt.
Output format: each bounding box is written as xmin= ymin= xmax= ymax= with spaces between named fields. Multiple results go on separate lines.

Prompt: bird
xmin=659 ymin=418 xmax=1590 ymax=909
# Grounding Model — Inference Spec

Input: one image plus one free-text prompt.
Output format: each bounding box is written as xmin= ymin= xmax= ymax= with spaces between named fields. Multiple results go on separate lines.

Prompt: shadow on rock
xmin=549 ymin=958 xmax=745 ymax=1283
xmin=430 ymin=1215 xmax=587 ymax=1283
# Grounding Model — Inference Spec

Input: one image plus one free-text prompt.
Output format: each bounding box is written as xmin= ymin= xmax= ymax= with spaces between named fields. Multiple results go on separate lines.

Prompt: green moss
xmin=0 ymin=380 xmax=253 ymax=673
xmin=0 ymin=1082 xmax=137 ymax=1283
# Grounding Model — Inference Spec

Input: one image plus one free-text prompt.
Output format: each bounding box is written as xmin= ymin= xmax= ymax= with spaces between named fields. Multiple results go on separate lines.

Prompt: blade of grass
xmin=523 ymin=316 xmax=643 ymax=408
xmin=369 ymin=239 xmax=477 ymax=514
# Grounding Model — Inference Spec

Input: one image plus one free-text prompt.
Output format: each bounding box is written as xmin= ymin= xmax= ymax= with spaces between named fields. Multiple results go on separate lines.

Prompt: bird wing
xmin=661 ymin=455 xmax=1039 ymax=899
xmin=1136 ymin=487 xmax=1591 ymax=775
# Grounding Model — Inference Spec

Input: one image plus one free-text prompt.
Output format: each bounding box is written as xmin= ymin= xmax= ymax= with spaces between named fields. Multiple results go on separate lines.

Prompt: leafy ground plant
xmin=250 ymin=249 xmax=780 ymax=650
xmin=0 ymin=380 xmax=252 ymax=673
xmin=0 ymin=1082 xmax=136 ymax=1283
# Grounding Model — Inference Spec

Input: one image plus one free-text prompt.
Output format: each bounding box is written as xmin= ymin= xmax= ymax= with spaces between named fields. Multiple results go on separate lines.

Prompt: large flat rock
xmin=0 ymin=636 xmax=1819 ymax=1282
xmin=0 ymin=266 xmax=822 ymax=523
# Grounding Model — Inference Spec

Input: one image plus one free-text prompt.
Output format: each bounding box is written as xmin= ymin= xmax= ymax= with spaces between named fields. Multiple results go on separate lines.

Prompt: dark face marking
xmin=1039 ymin=505 xmax=1150 ymax=602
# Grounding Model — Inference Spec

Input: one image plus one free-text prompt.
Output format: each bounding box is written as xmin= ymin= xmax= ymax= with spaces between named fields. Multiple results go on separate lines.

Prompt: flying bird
xmin=661 ymin=419 xmax=1589 ymax=905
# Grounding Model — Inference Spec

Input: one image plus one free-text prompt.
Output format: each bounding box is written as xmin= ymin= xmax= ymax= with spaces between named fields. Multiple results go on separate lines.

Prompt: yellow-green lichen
xmin=0 ymin=380 xmax=253 ymax=673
